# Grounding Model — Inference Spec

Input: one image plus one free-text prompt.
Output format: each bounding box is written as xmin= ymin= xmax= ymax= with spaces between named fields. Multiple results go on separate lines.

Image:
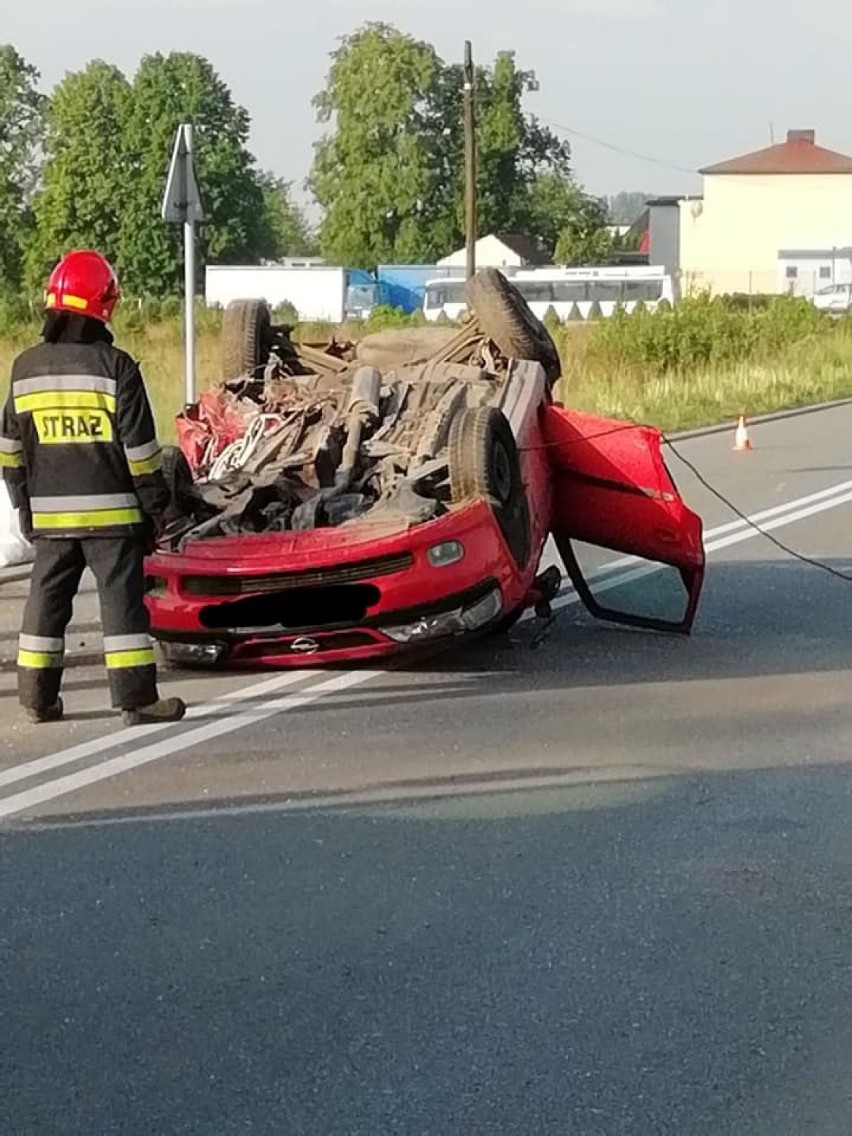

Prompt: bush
xmin=159 ymin=295 xmax=183 ymax=321
xmin=717 ymin=292 xmax=776 ymax=312
xmin=293 ymin=319 xmax=337 ymax=343
xmin=584 ymin=292 xmax=834 ymax=373
xmin=361 ymin=304 xmax=423 ymax=333
xmin=0 ymin=293 xmax=37 ymax=336
xmin=271 ymin=300 xmax=299 ymax=325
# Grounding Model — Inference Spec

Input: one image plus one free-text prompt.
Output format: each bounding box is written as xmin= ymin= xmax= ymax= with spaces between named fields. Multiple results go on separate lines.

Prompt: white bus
xmin=422 ymin=265 xmax=675 ymax=322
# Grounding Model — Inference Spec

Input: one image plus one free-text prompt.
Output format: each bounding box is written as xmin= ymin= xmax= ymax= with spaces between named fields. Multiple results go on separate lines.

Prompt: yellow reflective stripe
xmin=18 ymin=649 xmax=64 ymax=669
xmin=58 ymin=294 xmax=88 ymax=311
xmin=32 ymin=508 xmax=143 ymax=530
xmin=46 ymin=292 xmax=90 ymax=312
xmin=128 ymin=454 xmax=163 ymax=477
xmin=14 ymin=391 xmax=116 ymax=414
xmin=0 ymin=452 xmax=23 ymax=468
xmin=105 ymin=648 xmax=156 ymax=670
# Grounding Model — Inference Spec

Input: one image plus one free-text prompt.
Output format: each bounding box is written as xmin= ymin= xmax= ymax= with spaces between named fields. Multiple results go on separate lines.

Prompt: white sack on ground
xmin=0 ymin=480 xmax=34 ymax=568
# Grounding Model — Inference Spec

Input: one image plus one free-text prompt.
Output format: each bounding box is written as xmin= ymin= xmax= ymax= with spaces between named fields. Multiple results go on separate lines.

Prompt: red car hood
xmin=154 ymin=510 xmax=463 ymax=571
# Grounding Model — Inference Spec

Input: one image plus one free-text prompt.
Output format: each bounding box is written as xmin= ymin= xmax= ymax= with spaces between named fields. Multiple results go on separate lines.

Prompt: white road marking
xmin=701 ymin=487 xmax=852 ymax=554
xmin=2 ymin=477 xmax=852 ymax=821
xmin=0 ymin=670 xmax=381 ymax=820
xmin=583 ymin=478 xmax=852 ymax=580
xmin=0 ymin=669 xmax=319 ymax=791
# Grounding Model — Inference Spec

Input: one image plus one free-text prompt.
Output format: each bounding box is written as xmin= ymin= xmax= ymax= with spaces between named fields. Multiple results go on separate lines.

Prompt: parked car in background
xmin=810 ymin=281 xmax=852 ymax=315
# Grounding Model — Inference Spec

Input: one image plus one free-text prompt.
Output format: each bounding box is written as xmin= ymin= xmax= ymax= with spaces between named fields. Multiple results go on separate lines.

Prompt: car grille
xmin=236 ymin=631 xmax=379 ymax=658
xmin=182 ymin=551 xmax=415 ymax=596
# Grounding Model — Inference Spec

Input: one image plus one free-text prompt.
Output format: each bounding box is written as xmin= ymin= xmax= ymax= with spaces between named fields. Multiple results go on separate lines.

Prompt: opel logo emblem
xmin=290 ymin=636 xmax=320 ymax=655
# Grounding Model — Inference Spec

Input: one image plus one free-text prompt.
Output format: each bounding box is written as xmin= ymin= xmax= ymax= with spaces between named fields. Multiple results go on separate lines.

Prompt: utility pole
xmin=463 ymin=40 xmax=477 ymax=281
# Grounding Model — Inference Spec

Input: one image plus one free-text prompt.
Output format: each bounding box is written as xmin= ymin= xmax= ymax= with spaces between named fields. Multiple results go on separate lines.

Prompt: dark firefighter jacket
xmin=0 ymin=327 xmax=170 ymax=538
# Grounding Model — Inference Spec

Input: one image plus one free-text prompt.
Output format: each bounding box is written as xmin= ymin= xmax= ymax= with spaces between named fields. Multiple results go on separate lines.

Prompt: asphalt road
xmin=2 ymin=403 xmax=852 ymax=1134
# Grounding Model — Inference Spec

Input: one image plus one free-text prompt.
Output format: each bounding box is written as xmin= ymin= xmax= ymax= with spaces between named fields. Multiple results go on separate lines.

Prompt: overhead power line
xmin=541 ymin=119 xmax=699 ymax=177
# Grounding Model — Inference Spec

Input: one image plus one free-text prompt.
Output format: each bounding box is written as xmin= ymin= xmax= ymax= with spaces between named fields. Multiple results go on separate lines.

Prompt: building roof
xmin=438 ymin=232 xmax=552 ymax=268
xmin=493 ymin=232 xmax=551 ymax=265
xmin=700 ymin=130 xmax=852 ymax=175
xmin=646 ymin=194 xmax=703 ymax=207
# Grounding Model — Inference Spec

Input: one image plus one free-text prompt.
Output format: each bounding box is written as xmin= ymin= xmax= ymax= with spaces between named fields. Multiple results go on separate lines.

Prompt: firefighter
xmin=0 ymin=249 xmax=186 ymax=726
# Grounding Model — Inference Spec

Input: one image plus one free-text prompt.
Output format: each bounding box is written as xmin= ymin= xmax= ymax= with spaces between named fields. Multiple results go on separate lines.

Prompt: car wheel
xmin=221 ymin=299 xmax=271 ymax=382
xmin=160 ymin=444 xmax=196 ymax=515
xmin=447 ymin=405 xmax=531 ymax=569
xmin=465 ymin=268 xmax=561 ymax=389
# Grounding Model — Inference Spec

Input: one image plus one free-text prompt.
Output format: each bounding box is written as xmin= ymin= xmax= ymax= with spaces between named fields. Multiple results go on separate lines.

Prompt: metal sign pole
xmin=183 ymin=125 xmax=196 ymax=408
xmin=161 ymin=121 xmax=204 ymax=409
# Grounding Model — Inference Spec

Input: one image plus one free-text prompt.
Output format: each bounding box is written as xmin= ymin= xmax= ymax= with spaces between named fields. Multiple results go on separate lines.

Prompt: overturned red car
xmin=144 ymin=270 xmax=705 ymax=669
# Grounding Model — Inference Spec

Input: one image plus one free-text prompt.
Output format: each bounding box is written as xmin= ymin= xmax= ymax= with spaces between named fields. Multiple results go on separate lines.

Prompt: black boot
xmin=122 ymin=697 xmax=187 ymax=727
xmin=25 ymin=697 xmax=64 ymax=724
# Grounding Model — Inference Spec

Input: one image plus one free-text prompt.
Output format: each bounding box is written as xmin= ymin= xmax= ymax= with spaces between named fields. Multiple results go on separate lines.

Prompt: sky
xmin=6 ymin=0 xmax=852 ymax=216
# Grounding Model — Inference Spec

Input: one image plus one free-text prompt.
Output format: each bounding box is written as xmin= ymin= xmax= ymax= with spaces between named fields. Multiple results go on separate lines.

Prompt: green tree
xmin=310 ymin=22 xmax=443 ymax=267
xmin=553 ymin=191 xmax=620 ymax=265
xmin=473 ymin=52 xmax=571 ymax=239
xmin=118 ymin=52 xmax=273 ymax=296
xmin=0 ymin=45 xmax=45 ymax=293
xmin=310 ymin=27 xmax=576 ymax=266
xmin=29 ymin=51 xmax=282 ymax=298
xmin=529 ymin=173 xmax=619 ymax=260
xmin=27 ymin=60 xmax=131 ymax=291
xmin=258 ymin=174 xmax=318 ymax=258
xmin=607 ymin=191 xmax=648 ymax=225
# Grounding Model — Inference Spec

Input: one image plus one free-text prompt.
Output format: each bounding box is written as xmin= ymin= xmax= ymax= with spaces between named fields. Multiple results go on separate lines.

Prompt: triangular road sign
xmin=162 ymin=123 xmax=204 ymax=225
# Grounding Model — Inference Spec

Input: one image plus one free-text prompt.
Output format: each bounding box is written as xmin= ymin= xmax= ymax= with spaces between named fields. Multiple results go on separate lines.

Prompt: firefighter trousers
xmin=18 ymin=535 xmax=160 ymax=712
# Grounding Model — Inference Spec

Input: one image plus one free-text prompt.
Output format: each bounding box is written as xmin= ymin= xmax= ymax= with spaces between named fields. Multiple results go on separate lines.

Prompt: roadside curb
xmin=0 ymin=564 xmax=34 ymax=585
xmin=664 ymin=396 xmax=852 ymax=443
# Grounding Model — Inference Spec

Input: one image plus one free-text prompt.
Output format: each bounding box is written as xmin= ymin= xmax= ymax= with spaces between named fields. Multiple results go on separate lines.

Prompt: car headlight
xmin=383 ymin=586 xmax=502 ymax=644
xmin=459 ymin=588 xmax=503 ymax=630
xmin=160 ymin=641 xmax=225 ymax=665
xmin=427 ymin=540 xmax=465 ymax=568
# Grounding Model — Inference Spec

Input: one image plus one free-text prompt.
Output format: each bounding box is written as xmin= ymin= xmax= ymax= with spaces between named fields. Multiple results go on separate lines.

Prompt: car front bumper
xmin=144 ymin=502 xmax=539 ymax=668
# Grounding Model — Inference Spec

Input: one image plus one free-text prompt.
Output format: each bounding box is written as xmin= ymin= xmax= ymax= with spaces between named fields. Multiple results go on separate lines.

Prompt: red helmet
xmin=44 ymin=250 xmax=121 ymax=324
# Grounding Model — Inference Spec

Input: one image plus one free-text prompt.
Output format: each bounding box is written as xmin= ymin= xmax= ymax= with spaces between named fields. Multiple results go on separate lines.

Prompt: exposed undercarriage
xmin=161 ymin=269 xmax=563 ymax=551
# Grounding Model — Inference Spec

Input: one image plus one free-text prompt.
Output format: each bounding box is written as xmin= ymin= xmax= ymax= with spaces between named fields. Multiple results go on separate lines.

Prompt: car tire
xmin=465 ymin=268 xmax=561 ymax=389
xmin=447 ymin=405 xmax=531 ymax=569
xmin=221 ymin=299 xmax=271 ymax=382
xmin=161 ymin=444 xmax=196 ymax=514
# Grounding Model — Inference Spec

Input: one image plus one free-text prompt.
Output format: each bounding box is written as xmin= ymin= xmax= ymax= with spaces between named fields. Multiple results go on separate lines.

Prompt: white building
xmin=776 ymin=246 xmax=852 ymax=296
xmin=438 ymin=232 xmax=550 ymax=270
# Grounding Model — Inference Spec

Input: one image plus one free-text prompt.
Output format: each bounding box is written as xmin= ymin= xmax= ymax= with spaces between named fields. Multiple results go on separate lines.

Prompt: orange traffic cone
xmin=733 ymin=415 xmax=753 ymax=451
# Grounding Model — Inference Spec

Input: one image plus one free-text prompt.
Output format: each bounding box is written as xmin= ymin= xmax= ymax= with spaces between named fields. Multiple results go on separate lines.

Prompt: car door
xmin=542 ymin=405 xmax=705 ymax=634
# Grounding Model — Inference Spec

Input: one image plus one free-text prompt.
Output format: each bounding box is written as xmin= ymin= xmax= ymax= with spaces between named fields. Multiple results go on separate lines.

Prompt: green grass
xmin=2 ymin=295 xmax=852 ymax=441
xmin=555 ymin=318 xmax=852 ymax=432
